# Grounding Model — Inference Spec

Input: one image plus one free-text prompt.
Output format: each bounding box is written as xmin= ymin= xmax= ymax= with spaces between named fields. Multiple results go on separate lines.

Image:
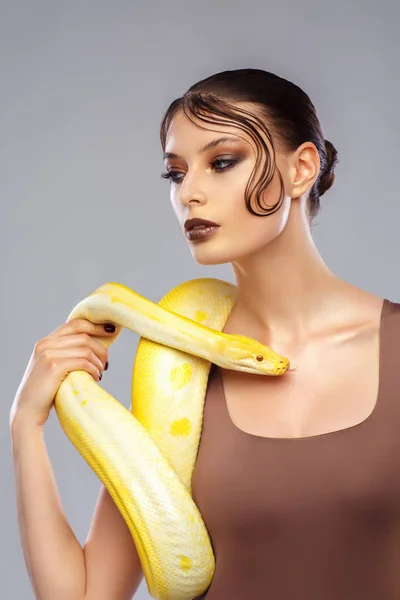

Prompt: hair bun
xmin=318 ymin=140 xmax=339 ymax=197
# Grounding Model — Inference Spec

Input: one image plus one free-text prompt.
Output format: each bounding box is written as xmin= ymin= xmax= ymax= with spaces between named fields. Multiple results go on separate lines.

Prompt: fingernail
xmin=104 ymin=324 xmax=116 ymax=332
xmin=99 ymin=373 xmax=103 ymax=380
xmin=105 ymin=361 xmax=109 ymax=370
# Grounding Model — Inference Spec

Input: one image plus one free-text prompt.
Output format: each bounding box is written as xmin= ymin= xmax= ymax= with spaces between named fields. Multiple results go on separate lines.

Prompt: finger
xmin=57 ymin=356 xmax=102 ymax=383
xmin=36 ymin=333 xmax=108 ymax=367
xmin=47 ymin=318 xmax=117 ymax=339
xmin=39 ymin=346 xmax=105 ymax=376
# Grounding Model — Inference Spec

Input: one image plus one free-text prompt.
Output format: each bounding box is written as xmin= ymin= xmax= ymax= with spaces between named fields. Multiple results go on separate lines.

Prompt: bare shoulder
xmin=341 ymin=288 xmax=385 ymax=336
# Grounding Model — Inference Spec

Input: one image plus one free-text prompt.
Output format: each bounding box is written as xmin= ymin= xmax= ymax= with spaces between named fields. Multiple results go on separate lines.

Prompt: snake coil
xmin=54 ymin=278 xmax=289 ymax=600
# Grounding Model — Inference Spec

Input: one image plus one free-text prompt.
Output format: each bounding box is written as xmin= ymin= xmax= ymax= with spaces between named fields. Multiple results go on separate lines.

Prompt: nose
xmin=178 ymin=172 xmax=207 ymax=207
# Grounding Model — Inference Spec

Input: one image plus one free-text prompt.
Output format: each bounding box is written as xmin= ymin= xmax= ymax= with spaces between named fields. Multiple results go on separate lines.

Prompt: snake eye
xmin=256 ymin=354 xmax=264 ymax=362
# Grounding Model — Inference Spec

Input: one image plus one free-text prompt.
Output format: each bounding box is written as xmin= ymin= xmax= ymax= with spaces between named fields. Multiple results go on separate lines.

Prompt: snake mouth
xmin=273 ymin=363 xmax=290 ymax=376
xmin=241 ymin=357 xmax=290 ymax=376
xmin=266 ymin=358 xmax=290 ymax=376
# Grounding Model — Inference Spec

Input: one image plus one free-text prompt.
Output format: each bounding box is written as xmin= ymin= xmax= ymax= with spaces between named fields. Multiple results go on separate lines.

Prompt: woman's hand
xmin=10 ymin=318 xmax=116 ymax=429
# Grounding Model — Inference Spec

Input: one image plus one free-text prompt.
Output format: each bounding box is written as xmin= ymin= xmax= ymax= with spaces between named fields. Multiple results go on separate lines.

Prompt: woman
xmin=10 ymin=68 xmax=397 ymax=599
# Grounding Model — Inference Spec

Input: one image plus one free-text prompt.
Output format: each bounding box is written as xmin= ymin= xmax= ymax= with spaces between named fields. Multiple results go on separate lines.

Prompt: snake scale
xmin=54 ymin=277 xmax=289 ymax=600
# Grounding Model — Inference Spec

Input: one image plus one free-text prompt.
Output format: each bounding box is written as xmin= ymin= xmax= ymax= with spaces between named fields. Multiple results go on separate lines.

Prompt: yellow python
xmin=54 ymin=277 xmax=289 ymax=600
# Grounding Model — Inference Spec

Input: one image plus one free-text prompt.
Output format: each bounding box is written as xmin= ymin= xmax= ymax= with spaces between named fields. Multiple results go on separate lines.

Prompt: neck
xmin=229 ymin=202 xmax=349 ymax=352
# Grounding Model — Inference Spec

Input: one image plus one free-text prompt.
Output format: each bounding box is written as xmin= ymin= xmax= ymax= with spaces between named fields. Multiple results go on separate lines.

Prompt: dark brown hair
xmin=159 ymin=68 xmax=338 ymax=221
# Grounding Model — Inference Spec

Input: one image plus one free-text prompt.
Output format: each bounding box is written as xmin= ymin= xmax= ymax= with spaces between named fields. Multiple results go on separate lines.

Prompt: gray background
xmin=2 ymin=0 xmax=399 ymax=598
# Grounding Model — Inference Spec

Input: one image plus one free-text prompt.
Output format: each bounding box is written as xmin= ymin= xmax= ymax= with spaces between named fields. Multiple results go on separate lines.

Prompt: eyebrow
xmin=163 ymin=136 xmax=242 ymax=160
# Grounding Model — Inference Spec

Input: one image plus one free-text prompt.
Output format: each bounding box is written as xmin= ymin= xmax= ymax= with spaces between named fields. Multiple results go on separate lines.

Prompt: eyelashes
xmin=160 ymin=158 xmax=239 ymax=185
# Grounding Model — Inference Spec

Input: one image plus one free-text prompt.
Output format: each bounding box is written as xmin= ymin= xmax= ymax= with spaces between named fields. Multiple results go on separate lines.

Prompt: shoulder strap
xmin=378 ymin=298 xmax=400 ymax=396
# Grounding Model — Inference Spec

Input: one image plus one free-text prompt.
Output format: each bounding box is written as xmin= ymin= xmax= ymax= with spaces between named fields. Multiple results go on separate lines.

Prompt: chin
xmin=193 ymin=255 xmax=230 ymax=266
xmin=190 ymin=245 xmax=244 ymax=266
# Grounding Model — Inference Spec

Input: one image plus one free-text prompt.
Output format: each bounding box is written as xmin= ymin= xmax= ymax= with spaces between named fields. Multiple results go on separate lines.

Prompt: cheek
xmin=231 ymin=210 xmax=286 ymax=243
xmin=170 ymin=192 xmax=182 ymax=219
xmin=227 ymin=192 xmax=291 ymax=252
xmin=260 ymin=201 xmax=291 ymax=239
xmin=228 ymin=170 xmax=288 ymax=228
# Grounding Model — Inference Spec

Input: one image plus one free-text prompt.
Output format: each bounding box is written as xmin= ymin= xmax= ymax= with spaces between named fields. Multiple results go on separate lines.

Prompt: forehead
xmin=164 ymin=108 xmax=256 ymax=156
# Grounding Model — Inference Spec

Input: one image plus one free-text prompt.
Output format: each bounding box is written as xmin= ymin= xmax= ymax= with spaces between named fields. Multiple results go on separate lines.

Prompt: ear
xmin=286 ymin=142 xmax=320 ymax=200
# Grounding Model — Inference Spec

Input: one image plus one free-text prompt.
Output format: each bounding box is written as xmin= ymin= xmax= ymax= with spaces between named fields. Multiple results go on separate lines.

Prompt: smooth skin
xmin=10 ymin=319 xmax=144 ymax=600
xmin=10 ymin=101 xmax=384 ymax=599
xmin=165 ymin=105 xmax=384 ymax=439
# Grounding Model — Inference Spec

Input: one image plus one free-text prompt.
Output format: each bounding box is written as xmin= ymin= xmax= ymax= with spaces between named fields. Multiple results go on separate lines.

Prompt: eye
xmin=160 ymin=170 xmax=184 ymax=184
xmin=210 ymin=158 xmax=238 ymax=172
xmin=160 ymin=157 xmax=238 ymax=185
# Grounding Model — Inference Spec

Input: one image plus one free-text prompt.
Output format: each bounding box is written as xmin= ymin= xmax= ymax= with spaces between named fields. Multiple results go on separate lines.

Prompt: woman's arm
xmin=11 ymin=415 xmax=143 ymax=600
xmin=83 ymin=485 xmax=144 ymax=600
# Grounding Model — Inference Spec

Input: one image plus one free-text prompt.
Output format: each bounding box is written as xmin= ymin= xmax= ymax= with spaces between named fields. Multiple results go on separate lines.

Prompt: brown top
xmin=191 ymin=298 xmax=400 ymax=599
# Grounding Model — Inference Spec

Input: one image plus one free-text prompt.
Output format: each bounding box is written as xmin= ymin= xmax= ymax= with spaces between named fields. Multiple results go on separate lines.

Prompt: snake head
xmin=214 ymin=333 xmax=290 ymax=376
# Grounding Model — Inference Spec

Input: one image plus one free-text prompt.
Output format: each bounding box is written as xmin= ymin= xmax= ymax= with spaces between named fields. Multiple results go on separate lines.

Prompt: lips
xmin=184 ymin=218 xmax=220 ymax=231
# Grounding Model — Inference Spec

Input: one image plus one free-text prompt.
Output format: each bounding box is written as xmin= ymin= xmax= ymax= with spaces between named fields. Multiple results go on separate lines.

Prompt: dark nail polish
xmin=104 ymin=324 xmax=116 ymax=332
xmin=99 ymin=373 xmax=102 ymax=380
xmin=105 ymin=361 xmax=109 ymax=370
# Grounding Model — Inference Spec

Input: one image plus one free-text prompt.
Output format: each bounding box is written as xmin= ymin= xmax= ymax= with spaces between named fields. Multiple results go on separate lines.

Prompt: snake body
xmin=54 ymin=278 xmax=289 ymax=600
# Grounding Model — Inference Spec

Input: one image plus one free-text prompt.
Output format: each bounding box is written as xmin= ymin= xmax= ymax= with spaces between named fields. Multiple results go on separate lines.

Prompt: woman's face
xmin=162 ymin=106 xmax=294 ymax=266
